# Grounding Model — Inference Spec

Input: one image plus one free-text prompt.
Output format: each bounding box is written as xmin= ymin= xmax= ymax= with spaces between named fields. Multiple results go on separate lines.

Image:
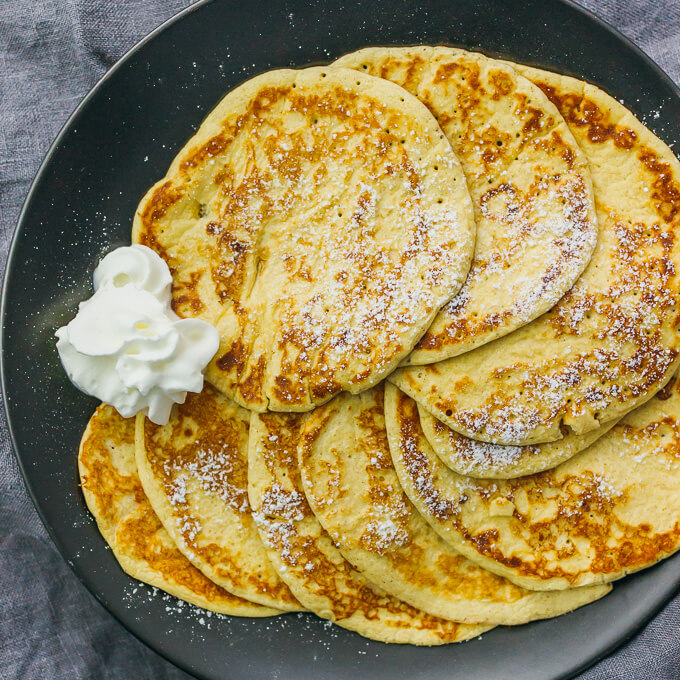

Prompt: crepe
xmin=386 ymin=379 xmax=680 ymax=590
xmin=132 ymin=65 xmax=475 ymax=412
xmin=391 ymin=68 xmax=680 ymax=446
xmin=248 ymin=410 xmax=491 ymax=644
xmin=334 ymin=46 xmax=598 ymax=364
xmin=297 ymin=386 xmax=610 ymax=623
xmin=79 ymin=404 xmax=276 ymax=616
xmin=419 ymin=405 xmax=620 ymax=479
xmin=135 ymin=385 xmax=303 ymax=611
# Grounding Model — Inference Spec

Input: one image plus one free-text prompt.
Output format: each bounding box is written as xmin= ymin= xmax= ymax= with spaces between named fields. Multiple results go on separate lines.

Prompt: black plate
xmin=3 ymin=1 xmax=680 ymax=678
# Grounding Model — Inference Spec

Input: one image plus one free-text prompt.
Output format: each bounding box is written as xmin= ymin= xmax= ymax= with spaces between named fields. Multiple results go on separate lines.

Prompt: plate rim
xmin=2 ymin=1 xmax=680 ymax=679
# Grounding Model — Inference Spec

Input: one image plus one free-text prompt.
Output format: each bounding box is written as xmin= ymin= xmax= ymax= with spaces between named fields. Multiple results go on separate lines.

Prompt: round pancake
xmin=386 ymin=380 xmax=680 ymax=591
xmin=334 ymin=46 xmax=598 ymax=364
xmin=79 ymin=404 xmax=275 ymax=617
xmin=132 ymin=65 xmax=475 ymax=413
xmin=390 ymin=68 xmax=680 ymax=446
xmin=419 ymin=404 xmax=620 ymax=479
xmin=135 ymin=385 xmax=303 ymax=611
xmin=297 ymin=386 xmax=610 ymax=624
xmin=248 ymin=410 xmax=490 ymax=644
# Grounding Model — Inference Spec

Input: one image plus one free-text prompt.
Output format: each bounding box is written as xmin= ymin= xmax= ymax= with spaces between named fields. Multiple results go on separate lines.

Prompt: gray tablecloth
xmin=1 ymin=1 xmax=679 ymax=678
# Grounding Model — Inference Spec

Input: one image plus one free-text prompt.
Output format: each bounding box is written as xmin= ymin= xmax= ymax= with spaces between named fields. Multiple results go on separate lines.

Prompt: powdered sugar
xmin=452 ymin=437 xmax=524 ymax=473
xmin=363 ymin=517 xmax=409 ymax=552
xmin=260 ymin=482 xmax=307 ymax=522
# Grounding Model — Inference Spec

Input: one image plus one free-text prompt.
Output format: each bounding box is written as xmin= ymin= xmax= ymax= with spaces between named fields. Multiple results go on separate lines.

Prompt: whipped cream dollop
xmin=56 ymin=245 xmax=219 ymax=424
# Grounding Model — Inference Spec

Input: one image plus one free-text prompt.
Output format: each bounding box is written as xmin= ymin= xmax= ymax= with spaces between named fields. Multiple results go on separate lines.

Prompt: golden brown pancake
xmin=248 ymin=410 xmax=491 ymax=643
xmin=135 ymin=385 xmax=303 ymax=611
xmin=334 ymin=46 xmax=598 ymax=364
xmin=132 ymin=66 xmax=475 ymax=412
xmin=386 ymin=379 xmax=680 ymax=590
xmin=297 ymin=386 xmax=610 ymax=624
xmin=79 ymin=404 xmax=275 ymax=616
xmin=391 ymin=67 xmax=680 ymax=446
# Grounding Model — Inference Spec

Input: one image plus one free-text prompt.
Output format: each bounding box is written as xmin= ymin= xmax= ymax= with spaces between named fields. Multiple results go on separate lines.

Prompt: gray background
xmin=1 ymin=1 xmax=679 ymax=678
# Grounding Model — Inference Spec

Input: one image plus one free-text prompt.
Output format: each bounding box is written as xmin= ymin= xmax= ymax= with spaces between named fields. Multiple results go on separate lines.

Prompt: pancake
xmin=134 ymin=385 xmax=303 ymax=611
xmin=248 ymin=410 xmax=491 ymax=644
xmin=390 ymin=68 xmax=680 ymax=446
xmin=79 ymin=404 xmax=275 ymax=617
xmin=297 ymin=386 xmax=610 ymax=624
xmin=386 ymin=380 xmax=680 ymax=591
xmin=334 ymin=46 xmax=598 ymax=364
xmin=132 ymin=65 xmax=475 ymax=413
xmin=419 ymin=405 xmax=620 ymax=479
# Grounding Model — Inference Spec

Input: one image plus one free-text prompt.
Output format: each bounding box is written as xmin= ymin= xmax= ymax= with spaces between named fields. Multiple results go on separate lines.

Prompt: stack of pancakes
xmin=78 ymin=46 xmax=680 ymax=644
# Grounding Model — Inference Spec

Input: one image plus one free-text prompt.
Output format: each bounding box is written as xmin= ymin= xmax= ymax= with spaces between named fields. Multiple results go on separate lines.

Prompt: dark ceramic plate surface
xmin=3 ymin=1 xmax=680 ymax=678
